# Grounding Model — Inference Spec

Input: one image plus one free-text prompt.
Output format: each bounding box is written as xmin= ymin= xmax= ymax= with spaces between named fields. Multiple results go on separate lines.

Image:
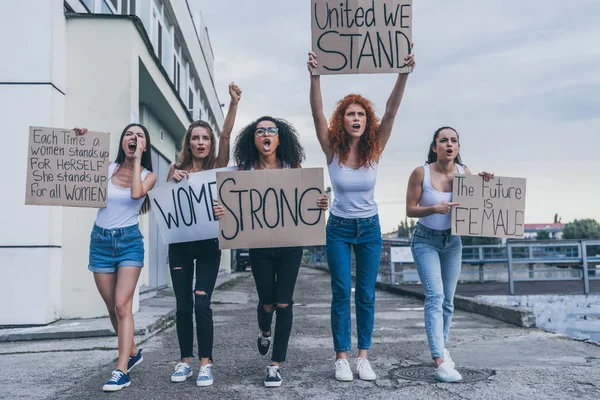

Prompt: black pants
xmin=169 ymin=238 xmax=221 ymax=360
xmin=250 ymin=246 xmax=303 ymax=362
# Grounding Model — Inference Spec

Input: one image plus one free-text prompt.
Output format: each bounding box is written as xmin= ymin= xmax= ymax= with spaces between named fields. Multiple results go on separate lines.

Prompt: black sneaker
xmin=257 ymin=331 xmax=271 ymax=356
xmin=264 ymin=365 xmax=282 ymax=387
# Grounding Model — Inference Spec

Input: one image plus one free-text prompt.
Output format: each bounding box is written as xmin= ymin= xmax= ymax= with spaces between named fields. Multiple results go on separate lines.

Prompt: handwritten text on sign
xmin=217 ymin=168 xmax=326 ymax=249
xmin=148 ymin=167 xmax=237 ymax=244
xmin=451 ymin=175 xmax=527 ymax=238
xmin=311 ymin=0 xmax=412 ymax=75
xmin=25 ymin=127 xmax=110 ymax=208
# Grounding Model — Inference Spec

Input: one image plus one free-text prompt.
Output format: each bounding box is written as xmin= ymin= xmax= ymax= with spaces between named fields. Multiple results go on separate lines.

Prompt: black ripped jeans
xmin=169 ymin=239 xmax=221 ymax=361
xmin=250 ymin=246 xmax=303 ymax=363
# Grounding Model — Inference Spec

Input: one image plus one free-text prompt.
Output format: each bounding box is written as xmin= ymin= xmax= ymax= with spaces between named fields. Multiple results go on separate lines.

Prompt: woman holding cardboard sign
xmin=76 ymin=124 xmax=157 ymax=392
xmin=406 ymin=127 xmax=493 ymax=383
xmin=166 ymin=83 xmax=241 ymax=387
xmin=307 ymin=49 xmax=415 ymax=381
xmin=214 ymin=115 xmax=329 ymax=388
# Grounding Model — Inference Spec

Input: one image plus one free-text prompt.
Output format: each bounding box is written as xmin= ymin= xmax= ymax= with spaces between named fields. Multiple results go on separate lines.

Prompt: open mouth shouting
xmin=351 ymin=123 xmax=361 ymax=133
xmin=262 ymin=138 xmax=272 ymax=152
xmin=445 ymin=148 xmax=454 ymax=157
xmin=128 ymin=141 xmax=137 ymax=153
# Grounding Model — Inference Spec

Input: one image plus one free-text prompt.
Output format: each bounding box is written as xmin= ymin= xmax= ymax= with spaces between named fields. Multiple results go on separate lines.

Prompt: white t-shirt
xmin=95 ymin=162 xmax=151 ymax=229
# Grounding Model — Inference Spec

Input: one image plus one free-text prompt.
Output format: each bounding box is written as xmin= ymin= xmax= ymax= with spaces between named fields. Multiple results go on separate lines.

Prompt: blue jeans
xmin=326 ymin=213 xmax=382 ymax=353
xmin=410 ymin=223 xmax=462 ymax=359
xmin=88 ymin=224 xmax=144 ymax=273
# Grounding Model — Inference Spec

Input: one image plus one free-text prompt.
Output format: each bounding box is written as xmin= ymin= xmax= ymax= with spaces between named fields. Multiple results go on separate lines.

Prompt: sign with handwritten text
xmin=148 ymin=167 xmax=237 ymax=244
xmin=25 ymin=126 xmax=110 ymax=208
xmin=216 ymin=168 xmax=326 ymax=249
xmin=451 ymin=175 xmax=527 ymax=238
xmin=311 ymin=0 xmax=413 ymax=75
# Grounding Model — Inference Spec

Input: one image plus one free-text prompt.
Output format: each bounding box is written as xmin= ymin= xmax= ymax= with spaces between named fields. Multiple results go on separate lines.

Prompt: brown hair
xmin=176 ymin=120 xmax=217 ymax=171
xmin=328 ymin=94 xmax=381 ymax=168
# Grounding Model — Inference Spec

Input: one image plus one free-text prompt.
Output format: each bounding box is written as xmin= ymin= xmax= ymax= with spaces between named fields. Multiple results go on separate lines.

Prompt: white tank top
xmin=328 ymin=154 xmax=378 ymax=219
xmin=95 ymin=162 xmax=151 ymax=229
xmin=418 ymin=163 xmax=465 ymax=231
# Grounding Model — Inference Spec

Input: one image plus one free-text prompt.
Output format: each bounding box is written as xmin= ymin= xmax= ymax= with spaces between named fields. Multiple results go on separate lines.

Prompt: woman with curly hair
xmin=215 ymin=115 xmax=329 ymax=387
xmin=167 ymin=83 xmax=241 ymax=387
xmin=307 ymin=50 xmax=416 ymax=382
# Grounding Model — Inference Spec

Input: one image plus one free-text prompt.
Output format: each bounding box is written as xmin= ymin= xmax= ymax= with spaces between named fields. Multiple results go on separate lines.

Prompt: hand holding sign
xmin=169 ymin=169 xmax=189 ymax=183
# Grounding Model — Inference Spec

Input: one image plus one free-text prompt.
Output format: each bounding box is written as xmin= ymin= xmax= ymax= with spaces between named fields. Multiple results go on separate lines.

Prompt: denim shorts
xmin=88 ymin=223 xmax=144 ymax=274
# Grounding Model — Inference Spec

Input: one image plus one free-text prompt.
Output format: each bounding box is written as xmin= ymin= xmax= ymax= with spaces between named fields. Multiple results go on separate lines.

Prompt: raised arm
xmin=215 ymin=82 xmax=242 ymax=168
xmin=131 ymin=137 xmax=157 ymax=199
xmin=378 ymin=52 xmax=416 ymax=150
xmin=308 ymin=51 xmax=334 ymax=162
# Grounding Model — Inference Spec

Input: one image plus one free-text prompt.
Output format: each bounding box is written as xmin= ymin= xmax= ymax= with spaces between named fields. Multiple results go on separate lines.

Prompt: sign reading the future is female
xmin=451 ymin=175 xmax=527 ymax=239
xmin=310 ymin=0 xmax=413 ymax=75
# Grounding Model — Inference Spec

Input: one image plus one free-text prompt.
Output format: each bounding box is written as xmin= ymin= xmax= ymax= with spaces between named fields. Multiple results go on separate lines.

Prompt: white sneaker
xmin=435 ymin=361 xmax=462 ymax=383
xmin=354 ymin=357 xmax=376 ymax=381
xmin=334 ymin=359 xmax=353 ymax=381
xmin=443 ymin=349 xmax=456 ymax=369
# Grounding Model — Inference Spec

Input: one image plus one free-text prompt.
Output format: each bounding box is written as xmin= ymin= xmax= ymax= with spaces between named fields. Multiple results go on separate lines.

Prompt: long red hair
xmin=328 ymin=94 xmax=381 ymax=168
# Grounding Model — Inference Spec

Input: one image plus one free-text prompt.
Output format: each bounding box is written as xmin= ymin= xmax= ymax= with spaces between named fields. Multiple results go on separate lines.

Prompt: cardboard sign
xmin=25 ymin=126 xmax=110 ymax=208
xmin=451 ymin=175 xmax=527 ymax=238
xmin=391 ymin=246 xmax=414 ymax=263
xmin=148 ymin=167 xmax=237 ymax=244
xmin=311 ymin=0 xmax=412 ymax=75
xmin=216 ymin=168 xmax=326 ymax=249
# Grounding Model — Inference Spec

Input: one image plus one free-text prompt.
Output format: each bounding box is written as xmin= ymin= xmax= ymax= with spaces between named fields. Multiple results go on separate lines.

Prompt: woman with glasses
xmin=214 ymin=116 xmax=329 ymax=387
xmin=167 ymin=83 xmax=241 ymax=387
xmin=307 ymin=49 xmax=415 ymax=382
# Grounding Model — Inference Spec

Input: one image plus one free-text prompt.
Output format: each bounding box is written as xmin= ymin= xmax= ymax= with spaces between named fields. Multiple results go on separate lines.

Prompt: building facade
xmin=0 ymin=0 xmax=228 ymax=325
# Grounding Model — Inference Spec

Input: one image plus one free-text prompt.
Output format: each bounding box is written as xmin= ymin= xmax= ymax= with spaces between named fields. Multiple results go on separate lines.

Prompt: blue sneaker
xmin=102 ymin=369 xmax=130 ymax=392
xmin=264 ymin=365 xmax=282 ymax=387
xmin=127 ymin=348 xmax=143 ymax=372
xmin=196 ymin=364 xmax=213 ymax=387
xmin=171 ymin=362 xmax=193 ymax=383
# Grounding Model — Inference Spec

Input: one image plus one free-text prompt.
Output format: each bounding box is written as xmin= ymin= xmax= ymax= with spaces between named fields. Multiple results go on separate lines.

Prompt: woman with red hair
xmin=307 ymin=51 xmax=415 ymax=382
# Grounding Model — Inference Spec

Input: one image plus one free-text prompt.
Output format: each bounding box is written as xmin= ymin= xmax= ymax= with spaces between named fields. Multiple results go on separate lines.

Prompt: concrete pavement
xmin=2 ymin=267 xmax=600 ymax=399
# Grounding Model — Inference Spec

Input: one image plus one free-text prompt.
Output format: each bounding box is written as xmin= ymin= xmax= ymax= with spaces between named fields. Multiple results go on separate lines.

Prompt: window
xmin=160 ymin=130 xmax=164 ymax=142
xmin=109 ymin=0 xmax=118 ymax=9
xmin=173 ymin=57 xmax=181 ymax=94
xmin=101 ymin=0 xmax=114 ymax=13
xmin=188 ymin=88 xmax=194 ymax=111
xmin=120 ymin=0 xmax=136 ymax=14
xmin=81 ymin=0 xmax=94 ymax=11
xmin=157 ymin=21 xmax=163 ymax=62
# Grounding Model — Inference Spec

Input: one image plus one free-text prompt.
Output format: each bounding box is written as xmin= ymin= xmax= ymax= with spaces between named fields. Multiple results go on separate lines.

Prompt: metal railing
xmin=303 ymin=239 xmax=600 ymax=295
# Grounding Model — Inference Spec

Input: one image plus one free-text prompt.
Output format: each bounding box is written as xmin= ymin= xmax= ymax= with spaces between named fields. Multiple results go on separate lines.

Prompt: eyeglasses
xmin=254 ymin=127 xmax=279 ymax=137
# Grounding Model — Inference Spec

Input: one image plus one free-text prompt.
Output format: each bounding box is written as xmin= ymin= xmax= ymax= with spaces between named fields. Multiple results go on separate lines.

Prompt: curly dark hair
xmin=233 ymin=116 xmax=305 ymax=170
xmin=329 ymin=94 xmax=382 ymax=168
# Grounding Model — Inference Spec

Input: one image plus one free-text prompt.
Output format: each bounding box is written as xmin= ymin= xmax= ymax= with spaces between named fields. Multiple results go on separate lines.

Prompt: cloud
xmin=201 ymin=0 xmax=600 ymax=232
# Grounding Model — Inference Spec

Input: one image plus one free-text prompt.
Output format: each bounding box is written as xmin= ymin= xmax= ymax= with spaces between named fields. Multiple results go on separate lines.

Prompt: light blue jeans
xmin=410 ymin=223 xmax=462 ymax=359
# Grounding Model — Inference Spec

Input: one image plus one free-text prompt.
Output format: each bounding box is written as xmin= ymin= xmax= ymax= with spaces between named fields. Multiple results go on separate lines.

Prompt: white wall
xmin=0 ymin=0 xmax=66 ymax=325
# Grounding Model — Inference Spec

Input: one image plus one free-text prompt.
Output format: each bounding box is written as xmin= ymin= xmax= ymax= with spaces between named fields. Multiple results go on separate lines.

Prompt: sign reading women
xmin=311 ymin=0 xmax=413 ymax=75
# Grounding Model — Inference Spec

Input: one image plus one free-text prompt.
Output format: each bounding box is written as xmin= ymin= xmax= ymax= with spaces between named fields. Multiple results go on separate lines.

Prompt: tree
xmin=397 ymin=217 xmax=416 ymax=238
xmin=562 ymin=219 xmax=600 ymax=240
xmin=536 ymin=229 xmax=551 ymax=240
xmin=554 ymin=213 xmax=562 ymax=223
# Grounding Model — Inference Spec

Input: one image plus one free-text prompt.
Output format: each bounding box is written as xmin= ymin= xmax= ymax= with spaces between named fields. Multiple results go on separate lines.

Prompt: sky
xmin=200 ymin=0 xmax=600 ymax=234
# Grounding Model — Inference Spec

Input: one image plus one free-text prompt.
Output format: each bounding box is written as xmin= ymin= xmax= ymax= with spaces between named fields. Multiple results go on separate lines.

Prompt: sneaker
xmin=354 ymin=357 xmax=376 ymax=381
xmin=127 ymin=348 xmax=143 ymax=372
xmin=264 ymin=365 xmax=282 ymax=387
xmin=334 ymin=359 xmax=353 ymax=382
xmin=196 ymin=363 xmax=214 ymax=387
xmin=443 ymin=349 xmax=456 ymax=369
xmin=257 ymin=331 xmax=271 ymax=356
xmin=102 ymin=369 xmax=130 ymax=392
xmin=435 ymin=361 xmax=462 ymax=383
xmin=171 ymin=362 xmax=193 ymax=383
